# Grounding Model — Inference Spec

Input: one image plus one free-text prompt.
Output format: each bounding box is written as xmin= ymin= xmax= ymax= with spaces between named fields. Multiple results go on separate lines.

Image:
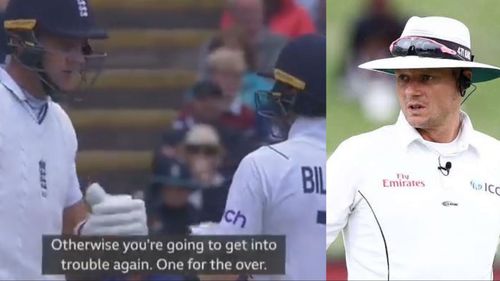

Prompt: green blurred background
xmin=327 ymin=0 xmax=500 ymax=260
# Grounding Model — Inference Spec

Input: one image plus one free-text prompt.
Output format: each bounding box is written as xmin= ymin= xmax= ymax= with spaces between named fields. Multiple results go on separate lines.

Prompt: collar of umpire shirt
xmin=0 ymin=67 xmax=27 ymax=102
xmin=288 ymin=116 xmax=326 ymax=149
xmin=396 ymin=110 xmax=481 ymax=156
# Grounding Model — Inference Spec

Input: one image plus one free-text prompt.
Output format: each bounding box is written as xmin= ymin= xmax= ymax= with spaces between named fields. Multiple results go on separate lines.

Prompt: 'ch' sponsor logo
xmin=223 ymin=209 xmax=247 ymax=228
xmin=382 ymin=173 xmax=426 ymax=188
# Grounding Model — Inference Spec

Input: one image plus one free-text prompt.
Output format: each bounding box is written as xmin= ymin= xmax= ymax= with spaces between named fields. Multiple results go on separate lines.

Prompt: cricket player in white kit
xmin=212 ymin=34 xmax=326 ymax=280
xmin=327 ymin=16 xmax=500 ymax=280
xmin=0 ymin=0 xmax=147 ymax=279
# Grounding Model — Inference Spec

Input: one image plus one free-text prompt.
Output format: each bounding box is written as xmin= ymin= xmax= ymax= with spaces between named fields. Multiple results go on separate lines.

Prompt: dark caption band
xmin=42 ymin=235 xmax=285 ymax=276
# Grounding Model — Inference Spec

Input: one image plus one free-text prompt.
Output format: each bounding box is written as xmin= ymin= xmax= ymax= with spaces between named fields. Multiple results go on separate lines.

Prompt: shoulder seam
xmin=266 ymin=145 xmax=289 ymax=160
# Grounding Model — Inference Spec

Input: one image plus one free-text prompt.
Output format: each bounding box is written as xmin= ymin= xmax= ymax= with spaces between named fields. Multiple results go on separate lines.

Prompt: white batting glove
xmin=78 ymin=183 xmax=148 ymax=236
xmin=189 ymin=222 xmax=220 ymax=235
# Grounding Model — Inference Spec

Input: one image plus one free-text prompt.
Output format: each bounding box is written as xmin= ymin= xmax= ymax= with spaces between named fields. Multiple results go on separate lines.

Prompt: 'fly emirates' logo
xmin=382 ymin=173 xmax=426 ymax=187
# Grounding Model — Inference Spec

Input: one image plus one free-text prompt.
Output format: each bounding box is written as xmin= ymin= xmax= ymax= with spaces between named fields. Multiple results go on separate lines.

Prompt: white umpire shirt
xmin=217 ymin=117 xmax=326 ymax=280
xmin=0 ymin=68 xmax=82 ymax=280
xmin=327 ymin=111 xmax=500 ymax=280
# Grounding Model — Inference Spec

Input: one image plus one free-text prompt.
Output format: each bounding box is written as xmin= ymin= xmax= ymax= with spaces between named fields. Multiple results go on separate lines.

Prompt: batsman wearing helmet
xmin=205 ymin=34 xmax=326 ymax=280
xmin=0 ymin=0 xmax=147 ymax=279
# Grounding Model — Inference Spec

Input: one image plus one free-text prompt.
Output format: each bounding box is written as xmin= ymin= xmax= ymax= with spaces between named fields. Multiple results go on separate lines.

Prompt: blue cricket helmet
xmin=4 ymin=0 xmax=107 ymax=39
xmin=3 ymin=0 xmax=107 ymax=100
xmin=258 ymin=34 xmax=326 ymax=117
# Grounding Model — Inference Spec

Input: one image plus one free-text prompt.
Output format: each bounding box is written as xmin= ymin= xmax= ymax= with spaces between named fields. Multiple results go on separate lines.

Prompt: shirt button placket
xmin=18 ymin=145 xmax=28 ymax=250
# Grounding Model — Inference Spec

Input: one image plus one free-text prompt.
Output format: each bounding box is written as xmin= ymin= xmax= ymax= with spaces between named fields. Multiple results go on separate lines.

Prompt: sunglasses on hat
xmin=389 ymin=36 xmax=473 ymax=62
xmin=185 ymin=145 xmax=220 ymax=156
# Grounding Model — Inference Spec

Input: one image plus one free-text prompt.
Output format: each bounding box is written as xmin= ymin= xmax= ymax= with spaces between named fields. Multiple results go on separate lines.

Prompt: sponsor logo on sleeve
xmin=470 ymin=179 xmax=500 ymax=197
xmin=223 ymin=209 xmax=247 ymax=228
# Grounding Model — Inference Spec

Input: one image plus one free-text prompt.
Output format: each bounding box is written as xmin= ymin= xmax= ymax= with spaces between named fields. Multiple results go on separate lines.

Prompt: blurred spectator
xmin=158 ymin=129 xmax=187 ymax=158
xmin=181 ymin=124 xmax=231 ymax=223
xmin=341 ymin=0 xmax=404 ymax=123
xmin=221 ymin=0 xmax=316 ymax=38
xmin=293 ymin=0 xmax=326 ymax=35
xmin=0 ymin=1 xmax=7 ymax=12
xmin=173 ymin=81 xmax=226 ymax=131
xmin=173 ymin=80 xmax=260 ymax=176
xmin=261 ymin=0 xmax=316 ymax=38
xmin=198 ymin=29 xmax=273 ymax=110
xmin=200 ymin=0 xmax=286 ymax=75
xmin=146 ymin=129 xmax=186 ymax=210
xmin=143 ymin=156 xmax=200 ymax=281
xmin=197 ymin=29 xmax=274 ymax=141
xmin=296 ymin=0 xmax=322 ymax=25
xmin=315 ymin=0 xmax=326 ymax=35
xmin=203 ymin=28 xmax=258 ymax=73
xmin=145 ymin=129 xmax=187 ymax=219
xmin=141 ymin=155 xmax=201 ymax=281
xmin=148 ymin=156 xmax=200 ymax=235
xmin=206 ymin=47 xmax=256 ymax=132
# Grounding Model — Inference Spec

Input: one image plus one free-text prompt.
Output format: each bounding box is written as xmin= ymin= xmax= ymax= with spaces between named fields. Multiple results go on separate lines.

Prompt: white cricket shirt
xmin=327 ymin=112 xmax=500 ymax=280
xmin=218 ymin=117 xmax=326 ymax=280
xmin=0 ymin=68 xmax=82 ymax=280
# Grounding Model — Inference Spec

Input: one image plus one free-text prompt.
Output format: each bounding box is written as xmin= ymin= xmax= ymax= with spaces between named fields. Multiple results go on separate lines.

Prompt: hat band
xmin=4 ymin=19 xmax=37 ymax=31
xmin=390 ymin=36 xmax=474 ymax=62
xmin=274 ymin=69 xmax=306 ymax=90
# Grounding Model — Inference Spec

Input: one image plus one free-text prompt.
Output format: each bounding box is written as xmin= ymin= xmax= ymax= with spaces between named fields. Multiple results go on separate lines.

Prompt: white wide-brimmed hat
xmin=359 ymin=16 xmax=500 ymax=83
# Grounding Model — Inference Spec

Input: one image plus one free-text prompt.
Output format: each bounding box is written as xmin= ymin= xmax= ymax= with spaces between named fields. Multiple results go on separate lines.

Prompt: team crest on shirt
xmin=39 ymin=160 xmax=48 ymax=198
xmin=382 ymin=173 xmax=426 ymax=188
xmin=76 ymin=0 xmax=89 ymax=17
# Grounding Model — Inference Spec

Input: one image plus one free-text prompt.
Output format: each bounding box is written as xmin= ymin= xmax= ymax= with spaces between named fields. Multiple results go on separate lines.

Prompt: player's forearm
xmin=62 ymin=200 xmax=90 ymax=235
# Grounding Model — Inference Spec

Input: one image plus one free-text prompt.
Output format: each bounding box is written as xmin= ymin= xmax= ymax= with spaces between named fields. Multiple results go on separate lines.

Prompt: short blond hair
xmin=207 ymin=47 xmax=247 ymax=74
xmin=185 ymin=124 xmax=221 ymax=147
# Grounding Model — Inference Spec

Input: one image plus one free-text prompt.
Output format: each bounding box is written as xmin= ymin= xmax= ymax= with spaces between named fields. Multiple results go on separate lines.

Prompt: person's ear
xmin=457 ymin=69 xmax=472 ymax=96
xmin=463 ymin=69 xmax=472 ymax=81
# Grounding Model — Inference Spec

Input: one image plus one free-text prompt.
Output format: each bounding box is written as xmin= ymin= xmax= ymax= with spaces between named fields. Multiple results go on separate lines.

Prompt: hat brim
xmin=359 ymin=56 xmax=500 ymax=83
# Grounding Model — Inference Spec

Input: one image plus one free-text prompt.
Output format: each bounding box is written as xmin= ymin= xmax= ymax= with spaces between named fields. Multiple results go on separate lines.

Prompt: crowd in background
xmin=147 ymin=0 xmax=325 ymax=238
xmin=339 ymin=0 xmax=404 ymax=123
xmin=140 ymin=1 xmax=325 ymax=280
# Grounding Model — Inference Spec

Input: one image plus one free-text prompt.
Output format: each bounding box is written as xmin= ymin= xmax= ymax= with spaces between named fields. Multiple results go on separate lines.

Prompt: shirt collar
xmin=0 ymin=67 xmax=27 ymax=102
xmin=395 ymin=111 xmax=479 ymax=154
xmin=288 ymin=117 xmax=326 ymax=149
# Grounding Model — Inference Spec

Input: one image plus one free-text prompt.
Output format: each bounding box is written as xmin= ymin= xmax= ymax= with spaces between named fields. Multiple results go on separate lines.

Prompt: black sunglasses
xmin=390 ymin=36 xmax=473 ymax=61
xmin=185 ymin=145 xmax=220 ymax=156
